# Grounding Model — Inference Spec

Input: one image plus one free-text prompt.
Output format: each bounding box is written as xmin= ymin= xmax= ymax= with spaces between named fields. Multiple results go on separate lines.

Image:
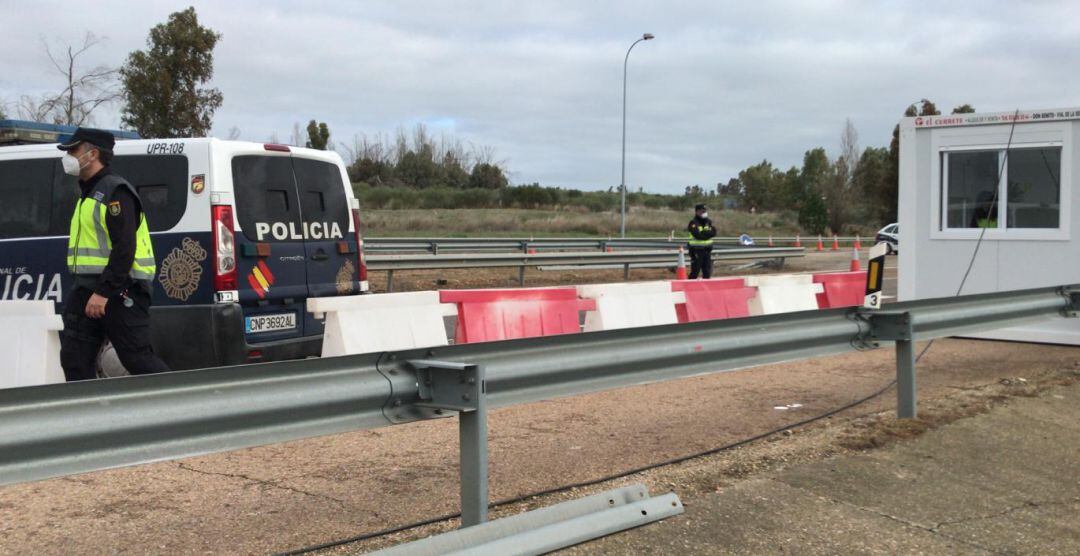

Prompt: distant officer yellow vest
xmin=67 ymin=175 xmax=156 ymax=283
xmin=688 ymin=223 xmax=714 ymax=247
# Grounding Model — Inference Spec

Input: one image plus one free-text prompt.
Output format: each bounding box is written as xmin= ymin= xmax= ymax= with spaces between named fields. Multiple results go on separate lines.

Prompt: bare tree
xmin=289 ymin=121 xmax=307 ymax=147
xmin=838 ymin=118 xmax=859 ymax=184
xmin=18 ymin=33 xmax=121 ymax=125
xmin=822 ymin=118 xmax=860 ymax=232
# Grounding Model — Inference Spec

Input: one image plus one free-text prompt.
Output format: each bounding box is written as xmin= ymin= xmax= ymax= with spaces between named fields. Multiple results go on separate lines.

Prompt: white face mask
xmin=700 ymin=212 xmax=708 ymax=218
xmin=61 ymin=151 xmax=90 ymax=177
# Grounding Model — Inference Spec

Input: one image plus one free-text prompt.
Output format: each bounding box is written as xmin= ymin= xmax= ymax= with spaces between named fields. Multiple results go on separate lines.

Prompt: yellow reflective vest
xmin=687 ymin=220 xmax=715 ymax=247
xmin=67 ymin=174 xmax=156 ymax=284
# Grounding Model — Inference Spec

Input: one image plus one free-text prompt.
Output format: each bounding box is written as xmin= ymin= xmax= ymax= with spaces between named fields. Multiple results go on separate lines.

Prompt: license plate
xmin=245 ymin=313 xmax=297 ymax=334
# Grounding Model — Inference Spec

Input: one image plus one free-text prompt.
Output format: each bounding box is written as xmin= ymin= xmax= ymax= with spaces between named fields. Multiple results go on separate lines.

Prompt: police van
xmin=0 ymin=137 xmax=368 ymax=370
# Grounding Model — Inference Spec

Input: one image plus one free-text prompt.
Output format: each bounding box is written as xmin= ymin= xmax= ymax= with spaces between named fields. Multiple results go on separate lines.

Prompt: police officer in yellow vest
xmin=687 ymin=204 xmax=716 ymax=279
xmin=58 ymin=128 xmax=169 ymax=381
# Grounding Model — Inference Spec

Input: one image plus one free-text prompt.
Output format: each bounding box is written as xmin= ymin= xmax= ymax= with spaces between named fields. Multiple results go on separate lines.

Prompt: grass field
xmin=359 ymin=208 xmax=804 ymax=237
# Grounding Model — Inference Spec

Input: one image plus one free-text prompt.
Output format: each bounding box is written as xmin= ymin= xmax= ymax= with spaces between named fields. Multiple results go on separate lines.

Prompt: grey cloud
xmin=2 ymin=0 xmax=1078 ymax=193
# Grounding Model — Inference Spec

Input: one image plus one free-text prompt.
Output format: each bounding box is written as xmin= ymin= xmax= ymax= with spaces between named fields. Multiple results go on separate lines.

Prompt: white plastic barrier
xmin=577 ymin=282 xmax=685 ymax=332
xmin=0 ymin=301 xmax=65 ymax=389
xmin=307 ymin=292 xmax=457 ymax=357
xmin=745 ymin=274 xmax=824 ymax=316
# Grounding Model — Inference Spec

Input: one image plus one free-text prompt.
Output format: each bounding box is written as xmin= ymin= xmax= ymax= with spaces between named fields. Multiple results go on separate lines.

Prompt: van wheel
xmin=96 ymin=342 xmax=131 ymax=378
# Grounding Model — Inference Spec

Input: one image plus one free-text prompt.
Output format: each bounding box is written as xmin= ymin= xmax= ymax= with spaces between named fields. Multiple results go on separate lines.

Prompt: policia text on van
xmin=0 ymin=132 xmax=367 ymax=372
xmin=58 ymin=128 xmax=169 ymax=380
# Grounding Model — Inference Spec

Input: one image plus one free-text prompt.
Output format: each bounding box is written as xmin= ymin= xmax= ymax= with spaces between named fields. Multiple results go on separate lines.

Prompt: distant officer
xmin=58 ymin=127 xmax=169 ymax=381
xmin=687 ymin=204 xmax=716 ymax=279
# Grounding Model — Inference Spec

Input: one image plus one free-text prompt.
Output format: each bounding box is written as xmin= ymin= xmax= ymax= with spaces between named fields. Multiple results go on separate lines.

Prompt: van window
xmin=111 ymin=155 xmax=189 ymax=231
xmin=49 ymin=166 xmax=79 ymax=236
xmin=50 ymin=155 xmax=189 ymax=233
xmin=293 ymin=157 xmax=349 ymax=239
xmin=0 ymin=159 xmax=53 ymax=239
xmin=232 ymin=155 xmax=303 ymax=242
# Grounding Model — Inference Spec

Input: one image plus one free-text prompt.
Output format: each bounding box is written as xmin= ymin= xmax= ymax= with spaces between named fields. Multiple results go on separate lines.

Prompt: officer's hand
xmin=85 ymin=293 xmax=108 ymax=319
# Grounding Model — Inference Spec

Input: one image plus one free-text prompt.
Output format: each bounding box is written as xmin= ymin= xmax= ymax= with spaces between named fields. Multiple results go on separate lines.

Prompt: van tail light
xmin=212 ymin=204 xmax=238 ymax=292
xmin=351 ymin=206 xmax=368 ymax=289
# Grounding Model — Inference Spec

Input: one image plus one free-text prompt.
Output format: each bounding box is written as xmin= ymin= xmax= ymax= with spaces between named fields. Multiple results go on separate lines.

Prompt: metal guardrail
xmin=365 ymin=247 xmax=806 ymax=291
xmin=364 ymin=236 xmax=861 ymax=253
xmin=2 ymin=284 xmax=1075 ymax=489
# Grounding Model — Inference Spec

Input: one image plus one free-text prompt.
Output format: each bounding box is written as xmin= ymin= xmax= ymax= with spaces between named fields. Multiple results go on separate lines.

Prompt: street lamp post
xmin=620 ymin=32 xmax=654 ymax=238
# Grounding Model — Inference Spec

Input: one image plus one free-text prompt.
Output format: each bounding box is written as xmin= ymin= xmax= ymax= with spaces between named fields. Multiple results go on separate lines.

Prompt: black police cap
xmin=57 ymin=127 xmax=116 ymax=153
xmin=694 ymin=204 xmax=707 ymax=211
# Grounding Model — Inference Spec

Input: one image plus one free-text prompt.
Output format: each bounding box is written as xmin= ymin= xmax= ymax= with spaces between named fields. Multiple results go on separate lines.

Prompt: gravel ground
xmin=0 ymin=338 xmax=1075 ymax=555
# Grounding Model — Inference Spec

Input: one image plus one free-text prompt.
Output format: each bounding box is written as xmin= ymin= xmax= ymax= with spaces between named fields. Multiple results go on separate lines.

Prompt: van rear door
xmin=292 ymin=157 xmax=357 ymax=301
xmin=231 ymin=154 xmax=309 ymax=341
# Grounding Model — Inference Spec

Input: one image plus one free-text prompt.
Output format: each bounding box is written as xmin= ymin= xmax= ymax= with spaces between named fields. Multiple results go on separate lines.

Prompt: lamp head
xmin=643 ymin=33 xmax=655 ymax=40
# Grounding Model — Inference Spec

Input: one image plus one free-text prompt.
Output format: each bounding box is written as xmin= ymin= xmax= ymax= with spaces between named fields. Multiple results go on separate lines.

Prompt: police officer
xmin=687 ymin=204 xmax=716 ymax=279
xmin=58 ymin=127 xmax=169 ymax=381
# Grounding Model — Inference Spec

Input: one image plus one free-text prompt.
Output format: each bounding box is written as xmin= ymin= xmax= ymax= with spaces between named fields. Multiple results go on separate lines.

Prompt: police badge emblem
xmin=158 ymin=238 xmax=208 ymax=301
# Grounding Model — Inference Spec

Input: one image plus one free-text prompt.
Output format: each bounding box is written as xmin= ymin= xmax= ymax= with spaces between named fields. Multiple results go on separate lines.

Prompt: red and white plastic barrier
xmin=813 ymin=270 xmax=868 ymax=309
xmin=671 ymin=278 xmax=756 ymax=322
xmin=745 ymin=275 xmax=825 ymax=315
xmin=440 ymin=288 xmax=594 ymax=344
xmin=577 ymin=282 xmax=684 ymax=332
xmin=308 ymin=291 xmax=457 ymax=356
xmin=304 ymin=266 xmax=877 ymax=357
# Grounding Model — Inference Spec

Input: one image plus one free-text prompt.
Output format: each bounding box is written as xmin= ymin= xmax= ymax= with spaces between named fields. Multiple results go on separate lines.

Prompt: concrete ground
xmin=565 ymin=379 xmax=1080 ymax=555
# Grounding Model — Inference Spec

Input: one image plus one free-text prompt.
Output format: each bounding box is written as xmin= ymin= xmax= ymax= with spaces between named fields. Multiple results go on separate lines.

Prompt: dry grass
xmin=359 ymin=208 xmax=799 ymax=237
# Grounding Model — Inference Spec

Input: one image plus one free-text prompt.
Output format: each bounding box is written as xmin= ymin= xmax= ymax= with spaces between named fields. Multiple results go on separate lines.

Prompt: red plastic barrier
xmin=439 ymin=288 xmax=596 ymax=344
xmin=813 ymin=271 xmax=867 ymax=308
xmin=671 ymin=278 xmax=757 ymax=323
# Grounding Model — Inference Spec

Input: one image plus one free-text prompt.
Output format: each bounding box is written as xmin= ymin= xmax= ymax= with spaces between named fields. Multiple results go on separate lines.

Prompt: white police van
xmin=0 ymin=137 xmax=368 ymax=370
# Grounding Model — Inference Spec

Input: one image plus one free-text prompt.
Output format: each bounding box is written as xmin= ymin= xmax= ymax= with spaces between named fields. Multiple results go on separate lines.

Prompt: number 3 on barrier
xmin=864 ymin=242 xmax=889 ymax=309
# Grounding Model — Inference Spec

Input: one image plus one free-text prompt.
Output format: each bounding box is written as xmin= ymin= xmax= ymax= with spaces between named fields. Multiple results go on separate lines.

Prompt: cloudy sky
xmin=3 ymin=1 xmax=1079 ymax=193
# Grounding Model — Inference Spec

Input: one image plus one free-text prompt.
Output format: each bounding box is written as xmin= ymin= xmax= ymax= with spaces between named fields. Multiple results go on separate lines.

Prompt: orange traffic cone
xmin=816 ymin=235 xmax=824 ymax=252
xmin=676 ymin=247 xmax=688 ymax=280
xmin=854 ymin=234 xmax=862 ymax=250
xmin=768 ymin=235 xmax=774 ymax=247
xmin=831 ymin=234 xmax=840 ymax=251
xmin=850 ymin=247 xmax=861 ymax=271
xmin=794 ymin=234 xmax=802 ymax=247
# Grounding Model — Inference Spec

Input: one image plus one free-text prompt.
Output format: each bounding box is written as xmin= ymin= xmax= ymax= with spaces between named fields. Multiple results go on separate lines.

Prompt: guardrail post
xmin=386 ymin=270 xmax=395 ymax=293
xmin=863 ymin=311 xmax=917 ymax=419
xmin=409 ymin=360 xmax=488 ymax=527
xmin=518 ymin=266 xmax=527 ymax=287
xmin=459 ymin=385 xmax=488 ymax=526
xmin=623 ymin=263 xmax=630 ymax=281
xmin=896 ymin=331 xmax=916 ymax=419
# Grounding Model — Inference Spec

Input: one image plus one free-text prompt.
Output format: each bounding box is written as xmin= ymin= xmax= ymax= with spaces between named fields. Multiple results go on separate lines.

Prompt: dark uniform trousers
xmin=689 ymin=246 xmax=713 ymax=279
xmin=60 ymin=285 xmax=169 ymax=381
